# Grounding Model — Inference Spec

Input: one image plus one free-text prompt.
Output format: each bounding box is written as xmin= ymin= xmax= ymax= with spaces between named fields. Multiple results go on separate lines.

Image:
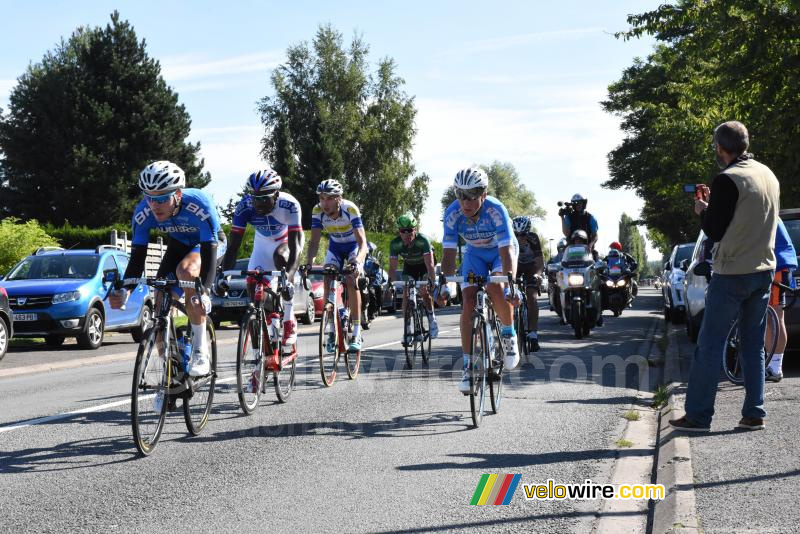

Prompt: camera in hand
xmin=557 ymin=200 xmax=575 ymax=217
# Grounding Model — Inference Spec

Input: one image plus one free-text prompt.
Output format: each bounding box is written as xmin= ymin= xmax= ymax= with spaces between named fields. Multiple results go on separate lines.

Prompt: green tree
xmin=604 ymin=1 xmax=800 ymax=247
xmin=0 ymin=218 xmax=60 ymax=274
xmin=259 ymin=24 xmax=428 ymax=231
xmin=439 ymin=161 xmax=546 ymax=219
xmin=618 ymin=213 xmax=647 ymax=277
xmin=0 ymin=11 xmax=209 ymax=226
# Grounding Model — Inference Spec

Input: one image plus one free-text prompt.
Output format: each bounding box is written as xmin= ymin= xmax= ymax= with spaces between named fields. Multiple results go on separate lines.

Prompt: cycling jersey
xmin=311 ymin=199 xmax=363 ymax=244
xmin=389 ymin=234 xmax=433 ymax=266
xmin=775 ymin=218 xmax=798 ymax=271
xmin=231 ymin=192 xmax=302 ymax=241
xmin=517 ymin=233 xmax=543 ymax=264
xmin=132 ymin=188 xmax=222 ymax=247
xmin=442 ymin=196 xmax=515 ymax=251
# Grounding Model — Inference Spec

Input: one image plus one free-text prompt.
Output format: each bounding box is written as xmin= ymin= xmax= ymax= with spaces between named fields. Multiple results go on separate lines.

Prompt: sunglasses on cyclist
xmin=252 ymin=193 xmax=277 ymax=202
xmin=399 ymin=228 xmax=414 ymax=234
xmin=144 ymin=191 xmax=176 ymax=204
xmin=455 ymin=187 xmax=486 ymax=201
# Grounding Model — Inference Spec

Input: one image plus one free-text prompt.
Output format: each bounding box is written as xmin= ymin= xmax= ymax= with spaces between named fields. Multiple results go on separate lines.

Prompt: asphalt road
xmin=0 ymin=290 xmax=663 ymax=533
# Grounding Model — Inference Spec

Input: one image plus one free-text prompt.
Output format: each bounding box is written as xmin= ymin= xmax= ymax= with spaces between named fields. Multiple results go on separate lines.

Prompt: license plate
xmin=223 ymin=299 xmax=249 ymax=308
xmin=13 ymin=313 xmax=38 ymax=321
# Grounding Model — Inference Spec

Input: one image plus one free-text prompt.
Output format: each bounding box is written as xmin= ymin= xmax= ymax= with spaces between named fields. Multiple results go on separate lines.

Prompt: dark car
xmin=211 ymin=259 xmax=324 ymax=327
xmin=779 ymin=209 xmax=800 ymax=346
xmin=0 ymin=287 xmax=13 ymax=361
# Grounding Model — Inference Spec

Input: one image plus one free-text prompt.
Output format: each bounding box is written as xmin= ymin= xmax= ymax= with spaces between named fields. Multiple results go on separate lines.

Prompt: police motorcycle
xmin=361 ymin=242 xmax=385 ymax=328
xmin=557 ymin=230 xmax=602 ymax=339
xmin=599 ymin=249 xmax=635 ymax=317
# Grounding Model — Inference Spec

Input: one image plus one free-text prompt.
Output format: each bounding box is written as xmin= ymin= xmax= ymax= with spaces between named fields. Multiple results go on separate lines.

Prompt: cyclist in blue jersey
xmin=436 ymin=166 xmax=521 ymax=393
xmin=110 ymin=161 xmax=226 ymax=377
xmin=218 ymin=168 xmax=303 ymax=352
xmin=765 ymin=217 xmax=798 ymax=382
xmin=304 ymin=179 xmax=368 ymax=352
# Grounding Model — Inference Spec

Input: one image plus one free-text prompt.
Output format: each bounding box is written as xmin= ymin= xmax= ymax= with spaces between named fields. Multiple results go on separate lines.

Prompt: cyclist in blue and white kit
xmin=218 ymin=168 xmax=304 ymax=352
xmin=304 ymin=179 xmax=368 ymax=352
xmin=436 ymin=167 xmax=520 ymax=393
xmin=110 ymin=161 xmax=226 ymax=377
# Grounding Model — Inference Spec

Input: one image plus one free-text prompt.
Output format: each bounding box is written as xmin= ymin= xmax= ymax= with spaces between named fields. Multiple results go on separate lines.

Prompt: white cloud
xmin=160 ymin=51 xmax=282 ymax=82
xmin=439 ymin=27 xmax=605 ymax=57
xmin=0 ymin=79 xmax=17 ymax=108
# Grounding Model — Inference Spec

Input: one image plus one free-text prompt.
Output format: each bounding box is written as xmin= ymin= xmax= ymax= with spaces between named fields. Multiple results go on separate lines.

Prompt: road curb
xmin=651 ymin=325 xmax=701 ymax=534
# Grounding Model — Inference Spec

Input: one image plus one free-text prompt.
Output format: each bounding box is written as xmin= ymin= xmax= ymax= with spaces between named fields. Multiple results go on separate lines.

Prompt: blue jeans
xmin=685 ymin=270 xmax=772 ymax=426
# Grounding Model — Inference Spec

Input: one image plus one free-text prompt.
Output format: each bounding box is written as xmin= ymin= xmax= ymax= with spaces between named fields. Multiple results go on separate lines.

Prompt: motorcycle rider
xmin=566 ymin=229 xmax=603 ymax=326
xmin=362 ymin=242 xmax=385 ymax=325
xmin=608 ymin=241 xmax=638 ymax=273
xmin=547 ymin=238 xmax=567 ymax=322
xmin=561 ymin=194 xmax=598 ymax=254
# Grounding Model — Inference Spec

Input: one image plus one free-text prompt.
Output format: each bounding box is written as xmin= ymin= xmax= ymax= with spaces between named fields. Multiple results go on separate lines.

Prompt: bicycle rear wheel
xmin=764 ymin=305 xmax=779 ymax=367
xmin=236 ymin=313 xmax=265 ymax=414
xmin=723 ymin=319 xmax=743 ymax=384
xmin=345 ymin=317 xmax=361 ymax=380
xmin=516 ymin=297 xmax=529 ymax=358
xmin=489 ymin=320 xmax=504 ymax=414
xmin=274 ymin=320 xmax=296 ymax=402
xmin=319 ymin=304 xmax=338 ymax=386
xmin=469 ymin=316 xmax=488 ymax=428
xmin=404 ymin=303 xmax=416 ymax=369
xmin=131 ymin=326 xmax=169 ymax=456
xmin=184 ymin=322 xmax=217 ymax=435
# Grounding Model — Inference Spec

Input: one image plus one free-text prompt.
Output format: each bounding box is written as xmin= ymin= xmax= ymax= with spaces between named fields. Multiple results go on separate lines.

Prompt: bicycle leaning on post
xmin=222 ymin=267 xmax=300 ymax=414
xmin=303 ymin=265 xmax=362 ymax=387
xmin=440 ymin=272 xmax=509 ymax=428
xmin=393 ymin=278 xmax=433 ymax=369
xmin=120 ymin=274 xmax=217 ymax=456
xmin=722 ymin=280 xmax=797 ymax=385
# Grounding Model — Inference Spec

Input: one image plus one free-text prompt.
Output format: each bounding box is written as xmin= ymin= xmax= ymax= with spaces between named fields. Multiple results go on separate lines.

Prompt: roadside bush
xmin=0 ymin=218 xmax=60 ymax=274
xmin=42 ymin=222 xmax=129 ymax=249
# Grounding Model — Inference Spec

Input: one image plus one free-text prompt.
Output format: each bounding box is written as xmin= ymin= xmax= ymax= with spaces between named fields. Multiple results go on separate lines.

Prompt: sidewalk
xmin=654 ymin=324 xmax=800 ymax=534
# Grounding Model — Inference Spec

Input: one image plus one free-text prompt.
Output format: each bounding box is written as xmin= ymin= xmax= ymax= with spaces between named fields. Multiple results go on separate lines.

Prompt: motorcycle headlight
xmin=567 ymin=273 xmax=585 ymax=287
xmin=52 ymin=290 xmax=81 ymax=304
xmin=605 ymin=280 xmax=614 ymax=287
xmin=616 ymin=279 xmax=627 ymax=287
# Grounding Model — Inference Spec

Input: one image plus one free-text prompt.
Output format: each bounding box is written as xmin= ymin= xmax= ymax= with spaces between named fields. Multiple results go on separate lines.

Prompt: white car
xmin=662 ymin=242 xmax=695 ymax=324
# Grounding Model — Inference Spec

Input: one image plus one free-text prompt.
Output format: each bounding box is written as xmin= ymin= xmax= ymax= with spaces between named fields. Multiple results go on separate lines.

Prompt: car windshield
xmin=6 ymin=255 xmax=99 ymax=280
xmin=673 ymin=245 xmax=694 ymax=267
xmin=784 ymin=219 xmax=800 ymax=254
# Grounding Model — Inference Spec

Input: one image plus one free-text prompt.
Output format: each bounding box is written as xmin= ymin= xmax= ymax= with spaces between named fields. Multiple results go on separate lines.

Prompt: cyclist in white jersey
xmin=218 ymin=168 xmax=304 ymax=352
xmin=304 ymin=179 xmax=368 ymax=352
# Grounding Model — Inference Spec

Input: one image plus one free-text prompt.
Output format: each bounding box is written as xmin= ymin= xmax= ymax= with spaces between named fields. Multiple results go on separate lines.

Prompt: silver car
xmin=683 ymin=231 xmax=713 ymax=343
xmin=662 ymin=242 xmax=695 ymax=324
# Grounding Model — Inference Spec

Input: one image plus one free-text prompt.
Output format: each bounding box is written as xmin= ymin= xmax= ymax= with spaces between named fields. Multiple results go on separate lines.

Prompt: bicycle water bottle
xmin=486 ymin=326 xmax=494 ymax=352
xmin=180 ymin=334 xmax=192 ymax=374
xmin=269 ymin=314 xmax=280 ymax=342
xmin=338 ymin=306 xmax=348 ymax=323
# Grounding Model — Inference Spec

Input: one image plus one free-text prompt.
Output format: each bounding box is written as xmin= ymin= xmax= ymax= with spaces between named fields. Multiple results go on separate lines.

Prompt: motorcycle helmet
xmin=610 ymin=241 xmax=623 ymax=251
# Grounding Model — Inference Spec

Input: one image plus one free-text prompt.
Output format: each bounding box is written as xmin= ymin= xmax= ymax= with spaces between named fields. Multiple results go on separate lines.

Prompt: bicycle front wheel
xmin=131 ymin=326 xmax=169 ymax=456
xmin=319 ymin=304 xmax=338 ymax=386
xmin=488 ymin=320 xmax=504 ymax=414
xmin=764 ymin=305 xmax=779 ymax=367
xmin=345 ymin=316 xmax=361 ymax=380
xmin=404 ymin=303 xmax=416 ymax=369
xmin=274 ymin=321 xmax=297 ymax=402
xmin=469 ymin=316 xmax=488 ymax=428
xmin=723 ymin=319 xmax=743 ymax=385
xmin=420 ymin=307 xmax=432 ymax=364
xmin=236 ymin=312 xmax=265 ymax=414
xmin=184 ymin=322 xmax=217 ymax=435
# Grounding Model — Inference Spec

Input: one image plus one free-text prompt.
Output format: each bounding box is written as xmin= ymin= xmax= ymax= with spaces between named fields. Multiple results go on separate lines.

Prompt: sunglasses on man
xmin=144 ymin=191 xmax=176 ymax=204
xmin=399 ymin=228 xmax=414 ymax=234
xmin=455 ymin=187 xmax=486 ymax=201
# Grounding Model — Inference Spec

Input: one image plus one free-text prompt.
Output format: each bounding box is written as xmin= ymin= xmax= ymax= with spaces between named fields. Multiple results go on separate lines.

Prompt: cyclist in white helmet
xmin=437 ymin=166 xmax=521 ymax=394
xmin=512 ymin=215 xmax=544 ymax=351
xmin=110 ymin=160 xmax=226 ymax=377
xmin=218 ymin=168 xmax=304 ymax=352
xmin=304 ymin=179 xmax=368 ymax=352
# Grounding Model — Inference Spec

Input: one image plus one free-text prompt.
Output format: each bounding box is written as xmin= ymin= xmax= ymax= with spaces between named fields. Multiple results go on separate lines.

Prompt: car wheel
xmin=130 ymin=304 xmax=153 ymax=344
xmin=45 ymin=335 xmax=66 ymax=347
xmin=0 ymin=318 xmax=8 ymax=361
xmin=77 ymin=308 xmax=104 ymax=349
xmin=300 ymin=294 xmax=315 ymax=325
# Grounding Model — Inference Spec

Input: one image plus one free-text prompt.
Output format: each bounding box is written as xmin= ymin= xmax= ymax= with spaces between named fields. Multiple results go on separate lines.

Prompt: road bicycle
xmin=223 ymin=268 xmax=299 ymax=414
xmin=722 ymin=280 xmax=797 ymax=385
xmin=304 ymin=265 xmax=362 ymax=387
xmin=393 ymin=278 xmax=432 ymax=368
xmin=126 ymin=276 xmax=217 ymax=456
xmin=440 ymin=272 xmax=509 ymax=428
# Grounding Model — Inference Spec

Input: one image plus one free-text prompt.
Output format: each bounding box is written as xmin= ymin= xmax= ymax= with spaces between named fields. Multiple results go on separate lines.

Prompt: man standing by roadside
xmin=670 ymin=121 xmax=780 ymax=432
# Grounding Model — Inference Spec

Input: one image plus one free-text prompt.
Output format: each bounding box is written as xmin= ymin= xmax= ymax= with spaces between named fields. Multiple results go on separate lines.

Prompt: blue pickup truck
xmin=0 ymin=246 xmax=153 ymax=349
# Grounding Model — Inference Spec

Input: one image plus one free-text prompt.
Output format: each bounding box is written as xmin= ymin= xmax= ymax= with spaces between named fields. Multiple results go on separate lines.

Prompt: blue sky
xmin=0 ymin=1 xmax=663 ymax=256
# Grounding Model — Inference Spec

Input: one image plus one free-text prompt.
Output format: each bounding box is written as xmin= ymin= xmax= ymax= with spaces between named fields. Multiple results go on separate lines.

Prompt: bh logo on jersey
xmin=185 ymin=202 xmax=211 ymax=221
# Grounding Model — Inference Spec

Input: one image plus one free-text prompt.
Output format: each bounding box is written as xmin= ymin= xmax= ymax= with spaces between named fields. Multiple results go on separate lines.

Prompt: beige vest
xmin=712 ymin=158 xmax=780 ymax=275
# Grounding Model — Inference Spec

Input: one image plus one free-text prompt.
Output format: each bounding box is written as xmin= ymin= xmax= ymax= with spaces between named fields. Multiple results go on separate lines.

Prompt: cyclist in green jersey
xmin=387 ymin=212 xmax=439 ymax=340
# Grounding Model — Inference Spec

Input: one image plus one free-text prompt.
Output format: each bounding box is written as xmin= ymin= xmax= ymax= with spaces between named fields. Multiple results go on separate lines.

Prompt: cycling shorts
xmin=770 ymin=269 xmax=790 ymax=307
xmin=516 ymin=262 xmax=542 ymax=290
xmin=248 ymin=230 xmax=305 ymax=273
xmin=402 ymin=263 xmax=429 ymax=281
xmin=157 ymin=238 xmax=227 ymax=296
xmin=460 ymin=243 xmax=518 ymax=289
xmin=324 ymin=240 xmax=360 ymax=270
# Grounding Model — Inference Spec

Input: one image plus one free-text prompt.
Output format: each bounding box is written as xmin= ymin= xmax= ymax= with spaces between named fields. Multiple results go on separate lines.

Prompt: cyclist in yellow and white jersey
xmin=304 ymin=179 xmax=368 ymax=352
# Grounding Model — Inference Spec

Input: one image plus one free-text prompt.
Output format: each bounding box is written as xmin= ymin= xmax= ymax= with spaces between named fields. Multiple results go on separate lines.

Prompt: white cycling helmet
xmin=454 ymin=166 xmax=489 ymax=190
xmin=316 ymin=179 xmax=344 ymax=196
xmin=139 ymin=160 xmax=186 ymax=194
xmin=512 ymin=216 xmax=532 ymax=234
xmin=247 ymin=168 xmax=282 ymax=193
